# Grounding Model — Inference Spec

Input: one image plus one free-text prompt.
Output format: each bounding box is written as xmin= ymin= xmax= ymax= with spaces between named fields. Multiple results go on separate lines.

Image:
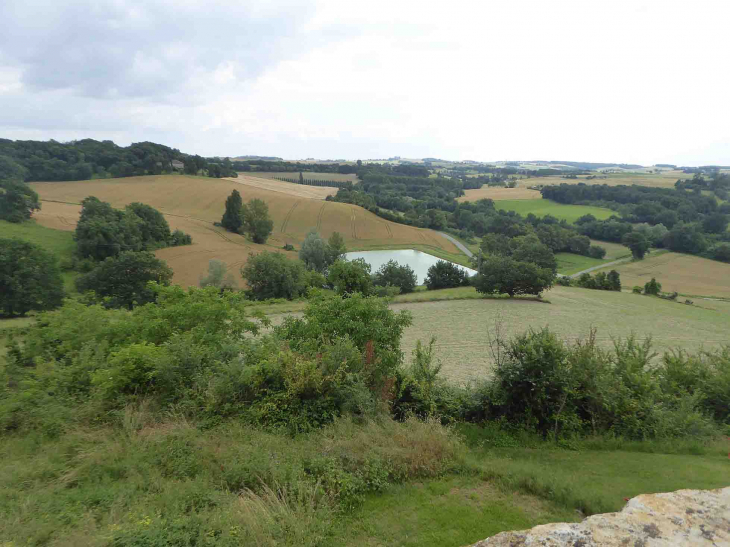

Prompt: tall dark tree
xmin=622 ymin=231 xmax=651 ymax=260
xmin=424 ymin=260 xmax=469 ymax=290
xmin=0 ymin=239 xmax=64 ymax=316
xmin=221 ymin=189 xmax=244 ymax=233
xmin=373 ymin=260 xmax=418 ymax=294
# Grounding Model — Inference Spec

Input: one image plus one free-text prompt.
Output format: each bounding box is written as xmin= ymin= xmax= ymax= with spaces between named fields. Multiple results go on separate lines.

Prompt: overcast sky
xmin=1 ymin=0 xmax=728 ymax=165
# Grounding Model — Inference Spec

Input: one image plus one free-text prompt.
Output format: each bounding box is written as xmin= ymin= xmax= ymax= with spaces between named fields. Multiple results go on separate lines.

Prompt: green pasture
xmin=494 ymin=199 xmax=614 ymax=223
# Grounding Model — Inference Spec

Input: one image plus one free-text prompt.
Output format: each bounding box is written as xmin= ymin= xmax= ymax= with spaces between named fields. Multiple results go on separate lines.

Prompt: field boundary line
xmin=280 ymin=200 xmax=301 ymax=233
xmin=351 ymin=208 xmax=358 ymax=239
xmin=384 ymin=222 xmax=393 ymax=238
xmin=316 ymin=202 xmax=326 ymax=230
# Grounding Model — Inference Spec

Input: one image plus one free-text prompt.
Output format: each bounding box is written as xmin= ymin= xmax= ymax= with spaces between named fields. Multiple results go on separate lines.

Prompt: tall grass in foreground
xmin=0 ymin=413 xmax=463 ymax=546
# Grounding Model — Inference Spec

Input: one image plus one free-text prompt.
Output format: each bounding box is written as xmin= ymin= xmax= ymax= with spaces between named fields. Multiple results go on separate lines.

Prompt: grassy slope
xmin=494 ymin=199 xmax=614 ymax=223
xmin=593 ymin=251 xmax=730 ymax=299
xmin=0 ymin=219 xmax=78 ymax=292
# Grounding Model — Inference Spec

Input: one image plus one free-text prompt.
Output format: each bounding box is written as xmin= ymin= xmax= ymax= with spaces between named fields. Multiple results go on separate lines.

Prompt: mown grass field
xmin=593 ymin=251 xmax=730 ymax=298
xmin=246 ymin=171 xmax=358 ymax=182
xmin=393 ymin=286 xmax=730 ymax=383
xmin=493 ymin=199 xmax=614 ymax=224
xmin=457 ymin=187 xmax=542 ymax=201
xmin=29 ymin=175 xmax=461 ymax=287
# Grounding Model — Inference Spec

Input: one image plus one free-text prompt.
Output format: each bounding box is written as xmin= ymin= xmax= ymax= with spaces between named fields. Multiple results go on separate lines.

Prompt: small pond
xmin=344 ymin=249 xmax=477 ymax=285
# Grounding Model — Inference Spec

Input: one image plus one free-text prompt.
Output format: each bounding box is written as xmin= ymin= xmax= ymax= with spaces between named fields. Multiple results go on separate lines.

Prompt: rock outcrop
xmin=471 ymin=487 xmax=730 ymax=546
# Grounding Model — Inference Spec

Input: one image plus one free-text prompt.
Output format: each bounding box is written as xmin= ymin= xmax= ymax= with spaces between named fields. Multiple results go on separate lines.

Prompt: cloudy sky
xmin=1 ymin=0 xmax=728 ymax=165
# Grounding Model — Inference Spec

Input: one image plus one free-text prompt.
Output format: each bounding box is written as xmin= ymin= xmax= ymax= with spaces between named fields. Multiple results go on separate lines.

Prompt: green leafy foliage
xmin=643 ymin=277 xmax=662 ymax=296
xmin=0 ymin=179 xmax=40 ymax=223
xmin=199 ymin=259 xmax=237 ymax=290
xmin=474 ymin=257 xmax=554 ymax=297
xmin=372 ymin=260 xmax=417 ymax=294
xmin=622 ymin=231 xmax=651 ymax=260
xmin=0 ymin=238 xmax=64 ymax=316
xmin=221 ymin=189 xmax=244 ymax=233
xmin=241 ymin=252 xmax=309 ymax=300
xmin=75 ymin=251 xmax=174 ymax=309
xmin=424 ymin=260 xmax=469 ymax=290
xmin=75 ymin=196 xmax=191 ymax=260
xmin=574 ymin=270 xmax=621 ymax=291
xmin=244 ymin=198 xmax=274 ymax=244
xmin=299 ymin=230 xmax=348 ymax=273
xmin=327 ymin=259 xmax=373 ymax=296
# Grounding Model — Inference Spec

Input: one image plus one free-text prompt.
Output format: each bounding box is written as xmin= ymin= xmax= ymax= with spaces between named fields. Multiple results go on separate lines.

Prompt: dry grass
xmin=29 ymin=175 xmax=460 ymax=287
xmin=593 ymin=252 xmax=730 ymax=298
xmin=393 ymin=286 xmax=730 ymax=383
xmin=246 ymin=171 xmax=358 ymax=182
xmin=458 ymin=187 xmax=541 ymax=202
xmin=524 ymin=170 xmax=684 ymax=189
xmin=228 ymin=174 xmax=338 ymax=200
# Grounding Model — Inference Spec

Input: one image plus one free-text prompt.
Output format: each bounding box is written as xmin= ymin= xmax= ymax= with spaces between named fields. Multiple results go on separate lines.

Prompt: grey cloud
xmin=0 ymin=0 xmax=317 ymax=102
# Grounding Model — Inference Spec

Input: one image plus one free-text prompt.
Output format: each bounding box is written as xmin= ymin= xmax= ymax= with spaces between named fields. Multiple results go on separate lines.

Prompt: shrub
xmin=556 ymin=276 xmax=573 ymax=286
xmin=588 ymin=245 xmax=606 ymax=259
xmin=199 ymin=259 xmax=237 ymax=290
xmin=0 ymin=238 xmax=64 ymax=316
xmin=327 ymin=259 xmax=373 ymax=296
xmin=643 ymin=277 xmax=662 ymax=296
xmin=372 ymin=260 xmax=417 ymax=294
xmin=76 ymin=251 xmax=173 ymax=309
xmin=241 ymin=252 xmax=308 ymax=300
xmin=632 ymin=286 xmax=643 ymax=294
xmin=424 ymin=260 xmax=468 ymax=290
xmin=283 ymin=243 xmax=295 ymax=251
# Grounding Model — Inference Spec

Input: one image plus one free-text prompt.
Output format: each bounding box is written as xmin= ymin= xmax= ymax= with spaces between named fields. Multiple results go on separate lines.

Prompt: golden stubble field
xmin=594 ymin=251 xmax=730 ymax=299
xmin=30 ymin=175 xmax=459 ymax=287
xmin=226 ymin=174 xmax=337 ymax=199
xmin=522 ymin=170 xmax=685 ymax=189
xmin=394 ymin=286 xmax=730 ymax=383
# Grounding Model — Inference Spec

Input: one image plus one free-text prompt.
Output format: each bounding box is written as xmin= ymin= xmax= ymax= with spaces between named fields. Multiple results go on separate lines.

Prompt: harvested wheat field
xmin=457 ymin=187 xmax=542 ymax=201
xmin=30 ymin=175 xmax=459 ymax=286
xmin=226 ymin=174 xmax=337 ymax=200
xmin=524 ymin=170 xmax=684 ymax=189
xmin=245 ymin=171 xmax=358 ymax=182
xmin=394 ymin=286 xmax=730 ymax=383
xmin=593 ymin=251 xmax=730 ymax=299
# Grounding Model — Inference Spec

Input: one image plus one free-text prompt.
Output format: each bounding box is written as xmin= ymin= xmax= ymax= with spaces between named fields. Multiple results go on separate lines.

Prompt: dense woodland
xmin=543 ymin=177 xmax=730 ymax=259
xmin=0 ymin=139 xmax=237 ymax=181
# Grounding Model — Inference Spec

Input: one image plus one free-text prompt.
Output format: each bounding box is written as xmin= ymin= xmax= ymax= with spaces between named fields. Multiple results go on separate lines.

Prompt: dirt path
xmin=568 ymin=257 xmax=631 ymax=278
xmin=439 ymin=232 xmax=474 ymax=258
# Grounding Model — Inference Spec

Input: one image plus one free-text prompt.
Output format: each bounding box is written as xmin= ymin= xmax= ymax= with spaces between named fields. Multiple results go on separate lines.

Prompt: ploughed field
xmin=29 ymin=175 xmax=460 ymax=287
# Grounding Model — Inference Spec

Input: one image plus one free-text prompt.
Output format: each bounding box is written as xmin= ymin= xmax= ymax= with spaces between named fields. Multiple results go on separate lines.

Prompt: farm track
xmin=384 ymin=222 xmax=393 ymax=238
xmin=280 ymin=200 xmax=301 ymax=233
xmin=351 ymin=208 xmax=358 ymax=239
xmin=316 ymin=202 xmax=327 ymax=230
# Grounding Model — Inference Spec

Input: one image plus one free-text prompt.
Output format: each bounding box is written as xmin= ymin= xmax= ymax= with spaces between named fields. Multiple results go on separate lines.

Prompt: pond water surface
xmin=344 ymin=249 xmax=476 ymax=285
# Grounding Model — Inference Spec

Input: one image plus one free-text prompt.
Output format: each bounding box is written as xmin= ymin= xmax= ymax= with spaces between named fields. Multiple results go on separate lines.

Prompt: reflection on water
xmin=344 ymin=249 xmax=476 ymax=285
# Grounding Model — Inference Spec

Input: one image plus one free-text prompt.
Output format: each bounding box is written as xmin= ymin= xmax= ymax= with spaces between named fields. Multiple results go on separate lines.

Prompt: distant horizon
xmin=2 ymin=1 xmax=728 ymax=167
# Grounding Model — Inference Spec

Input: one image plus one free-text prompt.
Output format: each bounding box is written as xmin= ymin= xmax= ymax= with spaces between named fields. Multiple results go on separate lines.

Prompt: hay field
xmin=457 ymin=187 xmax=541 ymax=201
xmin=394 ymin=286 xmax=730 ymax=383
xmin=593 ymin=251 xmax=730 ymax=298
xmin=29 ymin=175 xmax=460 ymax=287
xmin=246 ymin=171 xmax=358 ymax=182
xmin=525 ymin=170 xmax=684 ymax=189
xmin=494 ymin=199 xmax=614 ymax=223
xmin=226 ymin=175 xmax=337 ymax=199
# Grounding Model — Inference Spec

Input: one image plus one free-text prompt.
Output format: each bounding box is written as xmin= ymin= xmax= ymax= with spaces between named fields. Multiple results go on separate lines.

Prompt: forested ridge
xmin=0 ymin=138 xmax=237 ymax=181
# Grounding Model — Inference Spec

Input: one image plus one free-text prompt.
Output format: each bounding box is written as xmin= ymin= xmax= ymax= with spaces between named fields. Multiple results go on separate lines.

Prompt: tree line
xmin=274 ymin=174 xmax=354 ymax=189
xmin=544 ymin=183 xmax=730 ymax=261
xmin=0 ymin=138 xmax=238 ymax=183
